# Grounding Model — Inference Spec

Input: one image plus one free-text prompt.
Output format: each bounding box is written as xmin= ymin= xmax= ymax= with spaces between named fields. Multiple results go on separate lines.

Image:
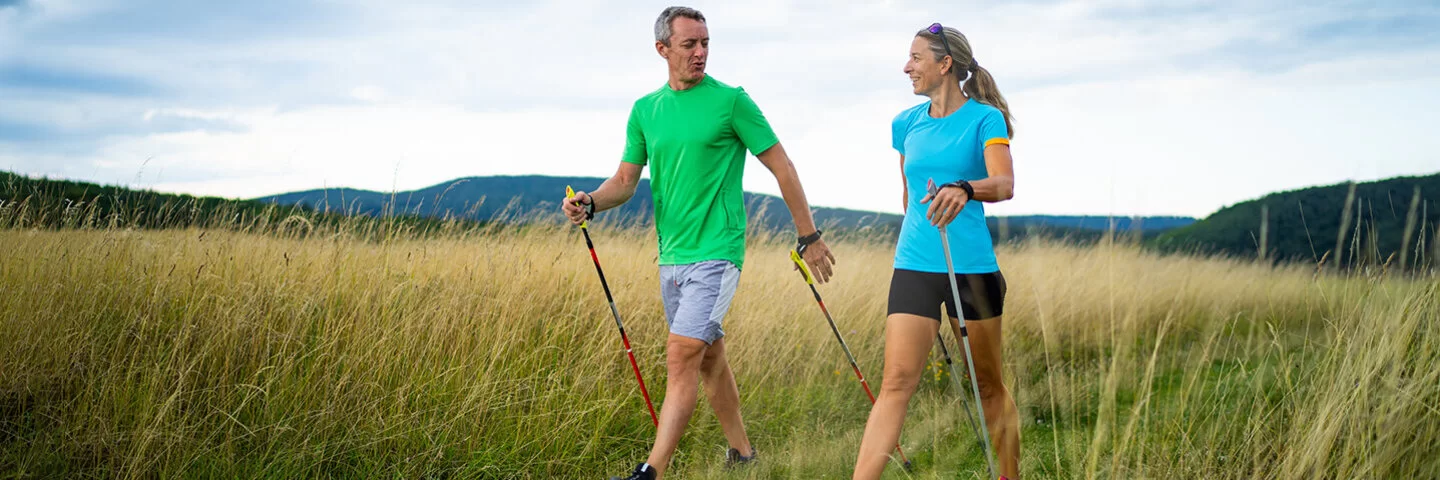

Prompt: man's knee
xmin=699 ymin=340 xmax=729 ymax=376
xmin=666 ymin=335 xmax=709 ymax=374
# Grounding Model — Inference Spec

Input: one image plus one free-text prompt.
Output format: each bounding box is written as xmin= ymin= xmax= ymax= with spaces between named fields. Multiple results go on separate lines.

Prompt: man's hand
xmin=921 ymin=186 xmax=969 ymax=228
xmin=801 ymin=238 xmax=837 ymax=284
xmin=563 ymin=191 xmax=592 ymax=226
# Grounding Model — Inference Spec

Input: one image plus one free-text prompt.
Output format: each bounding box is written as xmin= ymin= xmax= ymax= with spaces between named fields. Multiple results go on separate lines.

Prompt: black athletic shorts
xmin=887 ymin=269 xmax=1006 ymax=321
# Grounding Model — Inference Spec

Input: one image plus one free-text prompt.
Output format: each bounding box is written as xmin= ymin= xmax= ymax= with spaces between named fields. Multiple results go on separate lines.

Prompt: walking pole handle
xmin=926 ymin=179 xmax=944 ymax=236
xmin=790 ymin=249 xmax=816 ymax=285
xmin=565 ymin=185 xmax=593 ymax=229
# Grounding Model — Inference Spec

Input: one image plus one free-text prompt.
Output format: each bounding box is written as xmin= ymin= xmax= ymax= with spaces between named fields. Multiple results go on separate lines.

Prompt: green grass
xmin=0 ymin=219 xmax=1437 ymax=479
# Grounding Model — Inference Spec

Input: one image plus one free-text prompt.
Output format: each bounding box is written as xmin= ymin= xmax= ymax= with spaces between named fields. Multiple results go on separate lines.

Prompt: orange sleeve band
xmin=985 ymin=138 xmax=1010 ymax=148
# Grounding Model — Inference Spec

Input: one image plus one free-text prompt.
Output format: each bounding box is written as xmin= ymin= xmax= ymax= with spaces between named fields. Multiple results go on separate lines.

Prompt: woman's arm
xmin=922 ymin=144 xmax=1015 ymax=226
xmin=899 ymin=154 xmax=908 ymax=214
xmin=969 ymin=144 xmax=1014 ymax=202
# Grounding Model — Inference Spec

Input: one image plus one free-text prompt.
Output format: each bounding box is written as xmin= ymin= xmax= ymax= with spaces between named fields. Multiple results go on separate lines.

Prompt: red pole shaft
xmin=620 ymin=330 xmax=659 ymax=426
xmin=579 ymin=225 xmax=659 ymax=427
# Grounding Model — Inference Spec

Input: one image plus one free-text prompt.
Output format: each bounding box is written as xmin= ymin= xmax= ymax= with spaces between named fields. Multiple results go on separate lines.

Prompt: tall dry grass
xmin=0 ymin=220 xmax=1435 ymax=479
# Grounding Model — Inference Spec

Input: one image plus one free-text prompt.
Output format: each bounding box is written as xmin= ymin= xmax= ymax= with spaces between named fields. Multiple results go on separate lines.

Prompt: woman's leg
xmin=949 ymin=315 xmax=1020 ymax=478
xmin=853 ymin=313 xmax=939 ymax=479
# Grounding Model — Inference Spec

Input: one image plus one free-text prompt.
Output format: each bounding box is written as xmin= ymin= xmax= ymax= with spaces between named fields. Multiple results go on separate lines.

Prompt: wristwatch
xmin=941 ymin=180 xmax=975 ymax=200
xmin=797 ymin=229 xmax=823 ymax=255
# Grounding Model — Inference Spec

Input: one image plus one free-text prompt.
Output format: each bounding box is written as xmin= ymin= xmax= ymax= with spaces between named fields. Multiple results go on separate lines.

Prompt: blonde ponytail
xmin=962 ymin=64 xmax=1014 ymax=137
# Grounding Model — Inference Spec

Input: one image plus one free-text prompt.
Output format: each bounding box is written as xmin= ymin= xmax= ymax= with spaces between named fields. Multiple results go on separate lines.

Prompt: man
xmin=562 ymin=6 xmax=837 ymax=480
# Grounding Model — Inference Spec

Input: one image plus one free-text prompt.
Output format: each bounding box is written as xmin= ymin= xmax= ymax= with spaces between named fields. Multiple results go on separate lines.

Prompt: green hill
xmin=1 ymin=171 xmax=282 ymax=229
xmin=0 ymin=171 xmax=467 ymax=237
xmin=1153 ymin=173 xmax=1440 ymax=270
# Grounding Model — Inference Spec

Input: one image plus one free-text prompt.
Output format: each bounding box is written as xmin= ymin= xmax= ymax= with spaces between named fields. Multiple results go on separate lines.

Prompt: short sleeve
xmin=731 ymin=88 xmax=779 ymax=156
xmin=891 ymin=110 xmax=909 ymax=155
xmin=980 ymin=108 xmax=1010 ymax=148
xmin=621 ymin=103 xmax=647 ymax=165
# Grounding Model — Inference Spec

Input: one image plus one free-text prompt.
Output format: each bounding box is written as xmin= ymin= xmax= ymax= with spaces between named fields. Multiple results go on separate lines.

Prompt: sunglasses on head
xmin=927 ymin=22 xmax=960 ymax=78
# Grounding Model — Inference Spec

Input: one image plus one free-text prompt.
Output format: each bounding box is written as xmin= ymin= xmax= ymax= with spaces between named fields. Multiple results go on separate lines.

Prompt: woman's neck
xmin=927 ymin=84 xmax=968 ymax=118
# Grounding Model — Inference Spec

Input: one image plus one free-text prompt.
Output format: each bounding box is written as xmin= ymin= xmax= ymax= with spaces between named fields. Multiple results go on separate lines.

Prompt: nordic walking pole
xmin=927 ymin=179 xmax=999 ymax=480
xmin=567 ymin=186 xmax=659 ymax=427
xmin=789 ymin=249 xmax=913 ymax=470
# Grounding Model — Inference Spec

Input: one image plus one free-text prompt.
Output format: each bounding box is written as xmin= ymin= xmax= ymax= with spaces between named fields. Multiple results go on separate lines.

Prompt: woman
xmin=853 ymin=23 xmax=1019 ymax=479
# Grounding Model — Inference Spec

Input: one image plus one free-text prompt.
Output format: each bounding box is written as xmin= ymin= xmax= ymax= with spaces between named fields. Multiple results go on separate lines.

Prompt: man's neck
xmin=668 ymin=74 xmax=704 ymax=91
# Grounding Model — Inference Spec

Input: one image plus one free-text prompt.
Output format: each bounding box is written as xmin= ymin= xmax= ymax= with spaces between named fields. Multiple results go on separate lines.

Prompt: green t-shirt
xmin=621 ymin=75 xmax=779 ymax=270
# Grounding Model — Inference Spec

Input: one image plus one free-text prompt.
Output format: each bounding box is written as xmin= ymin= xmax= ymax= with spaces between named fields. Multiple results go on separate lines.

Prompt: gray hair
xmin=654 ymin=6 xmax=705 ymax=46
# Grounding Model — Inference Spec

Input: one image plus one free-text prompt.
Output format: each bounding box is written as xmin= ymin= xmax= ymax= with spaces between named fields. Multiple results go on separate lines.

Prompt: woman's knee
xmin=974 ymin=367 xmax=1008 ymax=401
xmin=879 ymin=313 xmax=940 ymax=398
xmin=965 ymin=318 xmax=1007 ymax=401
xmin=880 ymin=364 xmax=923 ymax=396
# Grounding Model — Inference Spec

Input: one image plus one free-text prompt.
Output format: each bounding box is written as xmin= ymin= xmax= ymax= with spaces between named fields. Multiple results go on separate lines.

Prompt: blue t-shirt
xmin=892 ymin=99 xmax=1010 ymax=274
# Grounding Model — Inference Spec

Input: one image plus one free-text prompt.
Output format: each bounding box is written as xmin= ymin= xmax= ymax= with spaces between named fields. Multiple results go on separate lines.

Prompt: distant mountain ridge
xmin=14 ymin=169 xmax=1435 ymax=270
xmin=254 ymin=175 xmax=1196 ymax=239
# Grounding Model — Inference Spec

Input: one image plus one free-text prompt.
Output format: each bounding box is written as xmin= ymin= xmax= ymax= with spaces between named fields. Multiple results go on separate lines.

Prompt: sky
xmin=2 ymin=0 xmax=1438 ymax=218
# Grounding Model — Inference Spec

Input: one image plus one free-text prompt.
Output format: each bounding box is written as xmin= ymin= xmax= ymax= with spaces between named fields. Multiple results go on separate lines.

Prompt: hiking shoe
xmin=724 ymin=447 xmax=757 ymax=469
xmin=608 ymin=463 xmax=655 ymax=480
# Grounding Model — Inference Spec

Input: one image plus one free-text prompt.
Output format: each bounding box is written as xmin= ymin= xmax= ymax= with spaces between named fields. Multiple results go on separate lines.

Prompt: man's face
xmin=658 ymin=17 xmax=709 ymax=84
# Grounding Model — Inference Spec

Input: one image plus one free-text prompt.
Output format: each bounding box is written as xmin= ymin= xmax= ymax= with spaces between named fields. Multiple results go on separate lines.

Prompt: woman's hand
xmin=921 ymin=184 xmax=969 ymax=228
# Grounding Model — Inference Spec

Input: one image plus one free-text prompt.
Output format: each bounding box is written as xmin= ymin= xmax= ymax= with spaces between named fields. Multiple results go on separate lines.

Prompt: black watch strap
xmin=943 ymin=180 xmax=975 ymax=200
xmin=796 ymin=230 xmax=823 ymax=255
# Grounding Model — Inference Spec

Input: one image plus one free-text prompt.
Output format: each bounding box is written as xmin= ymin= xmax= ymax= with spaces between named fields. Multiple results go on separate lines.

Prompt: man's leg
xmin=699 ymin=338 xmax=752 ymax=456
xmin=644 ymin=260 xmax=739 ymax=478
xmin=644 ymin=334 xmax=708 ymax=478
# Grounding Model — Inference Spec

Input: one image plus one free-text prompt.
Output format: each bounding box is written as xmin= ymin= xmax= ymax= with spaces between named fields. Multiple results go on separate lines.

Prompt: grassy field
xmin=1 ymin=220 xmax=1437 ymax=479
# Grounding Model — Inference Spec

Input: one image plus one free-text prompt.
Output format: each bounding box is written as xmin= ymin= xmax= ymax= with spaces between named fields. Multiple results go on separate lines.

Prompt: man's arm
xmin=562 ymin=162 xmax=644 ymax=224
xmin=755 ymin=142 xmax=837 ymax=283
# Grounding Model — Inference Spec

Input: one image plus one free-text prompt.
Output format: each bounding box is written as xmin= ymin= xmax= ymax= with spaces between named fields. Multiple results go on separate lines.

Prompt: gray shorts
xmin=659 ymin=260 xmax=741 ymax=345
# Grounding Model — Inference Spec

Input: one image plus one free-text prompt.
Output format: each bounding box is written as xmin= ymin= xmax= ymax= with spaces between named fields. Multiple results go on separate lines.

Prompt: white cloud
xmin=3 ymin=0 xmax=1438 ymax=218
xmin=79 ymin=103 xmax=631 ymax=197
xmin=349 ymin=85 xmax=386 ymax=103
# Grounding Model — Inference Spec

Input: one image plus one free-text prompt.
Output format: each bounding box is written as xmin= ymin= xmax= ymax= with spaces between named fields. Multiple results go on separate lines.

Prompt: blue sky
xmin=2 ymin=0 xmax=1438 ymax=217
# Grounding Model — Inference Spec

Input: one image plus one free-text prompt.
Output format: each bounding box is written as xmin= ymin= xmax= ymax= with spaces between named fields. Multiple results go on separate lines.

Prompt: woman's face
xmin=904 ymin=36 xmax=949 ymax=96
